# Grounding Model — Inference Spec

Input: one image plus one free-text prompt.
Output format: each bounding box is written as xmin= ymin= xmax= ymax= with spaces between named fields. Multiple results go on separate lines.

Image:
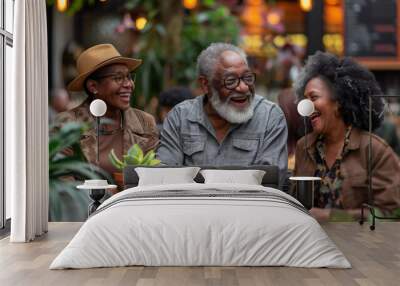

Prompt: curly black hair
xmin=293 ymin=51 xmax=384 ymax=130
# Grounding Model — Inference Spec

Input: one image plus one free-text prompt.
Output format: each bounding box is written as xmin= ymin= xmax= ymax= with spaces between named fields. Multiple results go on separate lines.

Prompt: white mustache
xmin=209 ymin=88 xmax=256 ymax=124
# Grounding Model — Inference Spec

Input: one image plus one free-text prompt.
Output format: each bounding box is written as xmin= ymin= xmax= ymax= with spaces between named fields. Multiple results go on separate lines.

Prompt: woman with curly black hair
xmin=293 ymin=51 xmax=400 ymax=221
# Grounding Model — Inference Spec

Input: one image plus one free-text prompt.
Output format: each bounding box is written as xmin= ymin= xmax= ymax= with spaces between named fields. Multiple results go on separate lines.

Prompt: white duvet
xmin=50 ymin=183 xmax=351 ymax=269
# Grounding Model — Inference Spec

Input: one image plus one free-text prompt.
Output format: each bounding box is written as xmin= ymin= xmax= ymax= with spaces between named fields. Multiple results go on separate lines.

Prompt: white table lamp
xmin=79 ymin=99 xmax=110 ymax=216
xmin=297 ymin=98 xmax=315 ymax=152
xmin=90 ymin=99 xmax=107 ymax=117
xmin=89 ymin=99 xmax=107 ymax=164
xmin=297 ymin=99 xmax=314 ymax=117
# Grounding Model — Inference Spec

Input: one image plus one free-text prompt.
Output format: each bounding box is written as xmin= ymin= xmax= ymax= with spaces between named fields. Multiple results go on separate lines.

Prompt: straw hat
xmin=67 ymin=44 xmax=142 ymax=92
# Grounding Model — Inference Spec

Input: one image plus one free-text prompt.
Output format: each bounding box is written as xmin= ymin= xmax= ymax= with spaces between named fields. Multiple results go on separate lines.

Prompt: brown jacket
xmin=56 ymin=100 xmax=159 ymax=166
xmin=294 ymin=128 xmax=400 ymax=211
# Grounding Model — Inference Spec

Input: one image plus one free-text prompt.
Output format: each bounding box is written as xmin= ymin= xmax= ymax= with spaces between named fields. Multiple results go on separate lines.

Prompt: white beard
xmin=209 ymin=87 xmax=256 ymax=124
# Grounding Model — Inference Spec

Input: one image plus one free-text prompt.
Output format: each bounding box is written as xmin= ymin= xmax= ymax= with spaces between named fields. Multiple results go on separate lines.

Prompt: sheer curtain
xmin=8 ymin=0 xmax=48 ymax=242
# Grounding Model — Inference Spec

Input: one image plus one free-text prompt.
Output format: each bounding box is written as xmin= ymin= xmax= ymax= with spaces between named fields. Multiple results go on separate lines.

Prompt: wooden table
xmin=0 ymin=222 xmax=399 ymax=286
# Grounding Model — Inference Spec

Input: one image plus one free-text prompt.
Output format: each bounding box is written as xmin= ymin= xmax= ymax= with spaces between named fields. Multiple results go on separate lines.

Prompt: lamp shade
xmin=89 ymin=99 xmax=107 ymax=117
xmin=297 ymin=99 xmax=314 ymax=117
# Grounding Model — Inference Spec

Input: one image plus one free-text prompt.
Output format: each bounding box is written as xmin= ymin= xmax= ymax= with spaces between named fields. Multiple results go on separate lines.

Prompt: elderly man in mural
xmin=157 ymin=43 xmax=288 ymax=186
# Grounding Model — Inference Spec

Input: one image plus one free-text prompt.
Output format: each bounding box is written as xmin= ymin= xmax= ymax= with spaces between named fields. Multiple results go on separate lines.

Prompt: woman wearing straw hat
xmin=56 ymin=44 xmax=159 ymax=176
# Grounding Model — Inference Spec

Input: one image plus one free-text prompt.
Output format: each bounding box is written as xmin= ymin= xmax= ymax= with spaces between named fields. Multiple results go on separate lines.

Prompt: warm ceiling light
xmin=183 ymin=0 xmax=198 ymax=10
xmin=248 ymin=0 xmax=263 ymax=5
xmin=267 ymin=11 xmax=281 ymax=26
xmin=135 ymin=17 xmax=147 ymax=30
xmin=300 ymin=0 xmax=313 ymax=12
xmin=56 ymin=0 xmax=68 ymax=13
xmin=325 ymin=0 xmax=339 ymax=5
xmin=273 ymin=36 xmax=286 ymax=48
xmin=99 ymin=0 xmax=108 ymax=2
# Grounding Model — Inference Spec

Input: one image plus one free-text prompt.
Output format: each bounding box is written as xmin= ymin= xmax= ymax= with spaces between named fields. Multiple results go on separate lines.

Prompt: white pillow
xmin=200 ymin=169 xmax=266 ymax=185
xmin=135 ymin=167 xmax=201 ymax=186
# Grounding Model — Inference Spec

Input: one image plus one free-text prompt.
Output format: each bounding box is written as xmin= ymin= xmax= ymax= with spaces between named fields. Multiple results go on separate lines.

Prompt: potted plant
xmin=108 ymin=144 xmax=161 ymax=186
xmin=49 ymin=122 xmax=109 ymax=221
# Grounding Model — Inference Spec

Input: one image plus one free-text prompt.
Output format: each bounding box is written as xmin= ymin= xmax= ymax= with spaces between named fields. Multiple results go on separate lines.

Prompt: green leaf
xmin=127 ymin=144 xmax=139 ymax=157
xmin=49 ymin=180 xmax=90 ymax=221
xmin=124 ymin=154 xmax=141 ymax=165
xmin=149 ymin=159 xmax=161 ymax=166
xmin=49 ymin=122 xmax=89 ymax=159
xmin=50 ymin=162 xmax=101 ymax=180
xmin=202 ymin=0 xmax=215 ymax=8
xmin=142 ymin=150 xmax=156 ymax=165
xmin=127 ymin=144 xmax=144 ymax=162
xmin=108 ymin=149 xmax=125 ymax=170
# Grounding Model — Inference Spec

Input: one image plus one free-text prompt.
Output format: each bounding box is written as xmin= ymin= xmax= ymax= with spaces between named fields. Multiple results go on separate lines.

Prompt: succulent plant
xmin=108 ymin=144 xmax=161 ymax=170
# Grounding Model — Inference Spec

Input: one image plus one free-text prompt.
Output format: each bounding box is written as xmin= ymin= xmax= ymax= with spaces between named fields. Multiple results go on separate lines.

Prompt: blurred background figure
xmin=374 ymin=113 xmax=400 ymax=157
xmin=157 ymin=86 xmax=194 ymax=131
xmin=277 ymin=88 xmax=307 ymax=194
xmin=263 ymin=41 xmax=305 ymax=103
xmin=49 ymin=88 xmax=70 ymax=124
xmin=275 ymin=43 xmax=304 ymax=88
xmin=277 ymin=88 xmax=306 ymax=170
xmin=394 ymin=112 xmax=400 ymax=141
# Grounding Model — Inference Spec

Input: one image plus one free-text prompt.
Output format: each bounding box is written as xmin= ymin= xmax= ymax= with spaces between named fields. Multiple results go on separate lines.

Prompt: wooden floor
xmin=0 ymin=222 xmax=399 ymax=286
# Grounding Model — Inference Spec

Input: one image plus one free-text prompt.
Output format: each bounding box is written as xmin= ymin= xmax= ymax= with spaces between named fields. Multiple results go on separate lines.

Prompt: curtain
xmin=8 ymin=0 xmax=49 ymax=242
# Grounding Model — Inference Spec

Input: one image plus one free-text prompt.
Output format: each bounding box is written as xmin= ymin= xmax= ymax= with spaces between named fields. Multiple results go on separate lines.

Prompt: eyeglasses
xmin=93 ymin=72 xmax=136 ymax=86
xmin=223 ymin=72 xmax=256 ymax=90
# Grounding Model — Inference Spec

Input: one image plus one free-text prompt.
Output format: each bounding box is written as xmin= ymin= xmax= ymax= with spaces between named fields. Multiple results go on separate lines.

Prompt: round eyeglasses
xmin=223 ymin=72 xmax=256 ymax=90
xmin=93 ymin=72 xmax=136 ymax=86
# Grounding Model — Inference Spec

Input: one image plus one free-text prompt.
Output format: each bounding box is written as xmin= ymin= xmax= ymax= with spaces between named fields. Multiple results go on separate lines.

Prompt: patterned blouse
xmin=314 ymin=126 xmax=352 ymax=209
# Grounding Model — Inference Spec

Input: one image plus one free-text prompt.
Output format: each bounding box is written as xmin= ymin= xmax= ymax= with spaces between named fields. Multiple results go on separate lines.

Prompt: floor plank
xmin=0 ymin=222 xmax=399 ymax=286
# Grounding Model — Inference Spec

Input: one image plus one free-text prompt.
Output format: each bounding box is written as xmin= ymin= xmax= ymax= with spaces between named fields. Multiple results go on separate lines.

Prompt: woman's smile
xmin=304 ymin=77 xmax=341 ymax=135
xmin=117 ymin=92 xmax=131 ymax=104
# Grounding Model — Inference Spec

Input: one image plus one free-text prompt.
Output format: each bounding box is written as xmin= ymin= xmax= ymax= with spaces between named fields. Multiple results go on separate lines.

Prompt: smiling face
xmin=87 ymin=64 xmax=134 ymax=111
xmin=214 ymin=51 xmax=255 ymax=109
xmin=202 ymin=51 xmax=256 ymax=123
xmin=304 ymin=77 xmax=343 ymax=135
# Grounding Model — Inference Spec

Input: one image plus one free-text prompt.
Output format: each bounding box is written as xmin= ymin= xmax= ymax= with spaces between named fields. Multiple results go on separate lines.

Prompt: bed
xmin=50 ymin=166 xmax=350 ymax=269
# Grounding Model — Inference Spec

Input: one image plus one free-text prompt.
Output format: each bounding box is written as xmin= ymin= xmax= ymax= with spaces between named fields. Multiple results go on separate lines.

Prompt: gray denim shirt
xmin=157 ymin=94 xmax=288 ymax=187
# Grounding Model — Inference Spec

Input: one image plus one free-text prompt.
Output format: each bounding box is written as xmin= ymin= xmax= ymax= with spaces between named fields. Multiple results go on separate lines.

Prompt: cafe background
xmin=46 ymin=0 xmax=400 ymax=221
